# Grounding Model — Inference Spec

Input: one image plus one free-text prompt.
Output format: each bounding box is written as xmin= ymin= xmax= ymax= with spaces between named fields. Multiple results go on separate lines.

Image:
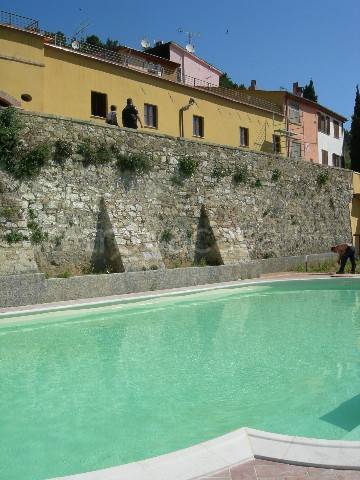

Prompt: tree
xmin=343 ymin=129 xmax=352 ymax=169
xmin=105 ymin=38 xmax=119 ymax=51
xmin=219 ymin=73 xmax=246 ymax=90
xmin=85 ymin=35 xmax=103 ymax=48
xmin=350 ymin=85 xmax=360 ymax=172
xmin=303 ymin=79 xmax=318 ymax=102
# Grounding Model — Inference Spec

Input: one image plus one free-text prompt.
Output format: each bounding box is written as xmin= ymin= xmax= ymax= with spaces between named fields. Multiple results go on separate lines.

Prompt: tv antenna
xmin=73 ymin=20 xmax=91 ymax=39
xmin=140 ymin=38 xmax=150 ymax=49
xmin=177 ymin=28 xmax=200 ymax=53
xmin=73 ymin=8 xmax=91 ymax=39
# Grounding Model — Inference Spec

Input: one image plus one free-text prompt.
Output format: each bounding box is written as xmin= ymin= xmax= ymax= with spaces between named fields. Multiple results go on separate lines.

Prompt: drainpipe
xmin=179 ymin=98 xmax=196 ymax=138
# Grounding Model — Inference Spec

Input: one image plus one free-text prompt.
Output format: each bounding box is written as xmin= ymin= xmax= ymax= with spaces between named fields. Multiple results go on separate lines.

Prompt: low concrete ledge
xmin=0 ymin=253 xmax=338 ymax=308
xmin=48 ymin=427 xmax=360 ymax=480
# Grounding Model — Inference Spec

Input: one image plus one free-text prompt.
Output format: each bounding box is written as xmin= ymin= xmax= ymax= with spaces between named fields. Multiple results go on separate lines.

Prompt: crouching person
xmin=331 ymin=243 xmax=357 ymax=274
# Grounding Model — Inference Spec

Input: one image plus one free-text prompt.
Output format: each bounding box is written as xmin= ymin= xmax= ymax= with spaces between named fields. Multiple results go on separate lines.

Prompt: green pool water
xmin=1 ymin=279 xmax=360 ymax=480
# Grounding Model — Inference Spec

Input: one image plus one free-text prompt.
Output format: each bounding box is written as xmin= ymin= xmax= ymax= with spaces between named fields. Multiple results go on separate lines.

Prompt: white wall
xmin=318 ymin=116 xmax=344 ymax=167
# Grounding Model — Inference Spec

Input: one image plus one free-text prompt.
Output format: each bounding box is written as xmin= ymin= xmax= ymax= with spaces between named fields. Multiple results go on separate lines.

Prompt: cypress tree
xmin=303 ymin=79 xmax=318 ymax=102
xmin=350 ymin=85 xmax=360 ymax=172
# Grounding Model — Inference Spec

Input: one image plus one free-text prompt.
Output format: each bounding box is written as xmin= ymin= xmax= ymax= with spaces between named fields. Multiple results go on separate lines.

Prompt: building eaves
xmin=0 ymin=22 xmax=45 ymax=39
xmin=168 ymin=41 xmax=223 ymax=75
xmin=285 ymin=91 xmax=347 ymax=122
xmin=44 ymin=43 xmax=282 ymax=116
xmin=115 ymin=45 xmax=180 ymax=69
xmin=253 ymin=88 xmax=347 ymax=122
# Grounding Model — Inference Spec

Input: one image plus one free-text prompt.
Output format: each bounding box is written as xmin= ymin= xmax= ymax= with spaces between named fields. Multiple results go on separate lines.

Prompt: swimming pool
xmin=1 ymin=278 xmax=359 ymax=479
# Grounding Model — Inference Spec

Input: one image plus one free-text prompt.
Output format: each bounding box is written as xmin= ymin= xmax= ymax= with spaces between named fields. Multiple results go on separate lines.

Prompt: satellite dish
xmin=185 ymin=43 xmax=195 ymax=53
xmin=141 ymin=38 xmax=150 ymax=49
xmin=71 ymin=40 xmax=80 ymax=50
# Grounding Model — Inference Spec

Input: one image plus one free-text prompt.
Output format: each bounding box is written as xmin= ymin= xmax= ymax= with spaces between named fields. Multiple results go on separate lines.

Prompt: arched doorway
xmin=0 ymin=91 xmax=21 ymax=108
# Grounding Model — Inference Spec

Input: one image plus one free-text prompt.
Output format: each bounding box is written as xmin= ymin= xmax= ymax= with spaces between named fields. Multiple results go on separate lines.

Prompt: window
xmin=332 ymin=153 xmax=341 ymax=167
xmin=144 ymin=104 xmax=158 ymax=128
xmin=334 ymin=120 xmax=340 ymax=139
xmin=91 ymin=91 xmax=107 ymax=118
xmin=288 ymin=102 xmax=300 ymax=123
xmin=240 ymin=127 xmax=249 ymax=147
xmin=193 ymin=116 xmax=204 ymax=137
xmin=326 ymin=116 xmax=330 ymax=135
xmin=318 ymin=113 xmax=330 ymax=134
xmin=290 ymin=141 xmax=301 ymax=158
xmin=273 ymin=135 xmax=281 ymax=154
xmin=322 ymin=149 xmax=328 ymax=165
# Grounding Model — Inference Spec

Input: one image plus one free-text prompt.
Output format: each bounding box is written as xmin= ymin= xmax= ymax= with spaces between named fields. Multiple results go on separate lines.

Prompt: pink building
xmin=145 ymin=41 xmax=223 ymax=86
xmin=248 ymin=82 xmax=346 ymax=165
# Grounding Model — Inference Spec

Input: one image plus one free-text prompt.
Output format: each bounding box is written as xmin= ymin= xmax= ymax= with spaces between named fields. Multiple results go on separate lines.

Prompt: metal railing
xmin=44 ymin=33 xmax=177 ymax=79
xmin=182 ymin=75 xmax=283 ymax=114
xmin=0 ymin=10 xmax=39 ymax=31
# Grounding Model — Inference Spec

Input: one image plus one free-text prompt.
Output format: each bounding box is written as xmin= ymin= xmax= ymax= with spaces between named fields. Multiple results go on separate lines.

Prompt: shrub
xmin=233 ymin=165 xmax=248 ymax=184
xmin=57 ymin=271 xmax=72 ymax=278
xmin=95 ymin=141 xmax=113 ymax=165
xmin=254 ymin=178 xmax=262 ymax=188
xmin=27 ymin=209 xmax=48 ymax=244
xmin=178 ymin=157 xmax=198 ymax=177
xmin=54 ymin=139 xmax=73 ymax=164
xmin=271 ymin=169 xmax=281 ymax=182
xmin=0 ymin=107 xmax=21 ymax=170
xmin=160 ymin=229 xmax=172 ymax=242
xmin=317 ymin=171 xmax=329 ymax=187
xmin=5 ymin=230 xmax=25 ymax=244
xmin=13 ymin=143 xmax=51 ymax=179
xmin=0 ymin=205 xmax=20 ymax=221
xmin=116 ymin=152 xmax=152 ymax=174
xmin=195 ymin=257 xmax=207 ymax=267
xmin=211 ymin=164 xmax=230 ymax=180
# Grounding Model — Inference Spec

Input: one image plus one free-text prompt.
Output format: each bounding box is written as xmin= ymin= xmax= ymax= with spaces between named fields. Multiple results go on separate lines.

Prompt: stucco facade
xmin=317 ymin=114 xmax=344 ymax=167
xmin=145 ymin=41 xmax=222 ymax=86
xmin=0 ymin=24 xmax=283 ymax=152
xmin=246 ymin=88 xmax=346 ymax=164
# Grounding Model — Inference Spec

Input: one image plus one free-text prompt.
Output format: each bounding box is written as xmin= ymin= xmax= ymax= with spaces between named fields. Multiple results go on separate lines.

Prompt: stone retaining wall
xmin=0 ymin=110 xmax=353 ymax=277
xmin=0 ymin=253 xmax=337 ymax=308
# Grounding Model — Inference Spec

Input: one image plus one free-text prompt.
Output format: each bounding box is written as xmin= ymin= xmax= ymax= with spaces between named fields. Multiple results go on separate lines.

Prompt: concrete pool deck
xmin=1 ymin=273 xmax=360 ymax=479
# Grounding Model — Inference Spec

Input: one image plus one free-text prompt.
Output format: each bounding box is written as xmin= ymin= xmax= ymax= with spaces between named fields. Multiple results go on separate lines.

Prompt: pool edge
xmin=48 ymin=428 xmax=360 ymax=480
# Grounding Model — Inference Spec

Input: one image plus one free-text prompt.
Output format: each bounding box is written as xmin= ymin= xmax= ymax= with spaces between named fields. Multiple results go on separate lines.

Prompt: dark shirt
xmin=122 ymin=105 xmax=138 ymax=129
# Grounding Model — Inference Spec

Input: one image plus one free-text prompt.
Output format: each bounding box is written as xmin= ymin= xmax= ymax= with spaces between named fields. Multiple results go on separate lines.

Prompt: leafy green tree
xmin=105 ymin=38 xmax=119 ymax=51
xmin=85 ymin=35 xmax=103 ymax=48
xmin=219 ymin=73 xmax=246 ymax=90
xmin=303 ymin=79 xmax=318 ymax=102
xmin=350 ymin=85 xmax=360 ymax=172
xmin=343 ymin=128 xmax=352 ymax=169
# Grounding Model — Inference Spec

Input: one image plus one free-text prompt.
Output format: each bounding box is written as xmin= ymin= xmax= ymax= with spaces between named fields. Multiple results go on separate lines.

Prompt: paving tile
xmin=193 ymin=467 xmax=232 ymax=479
xmin=230 ymin=460 xmax=257 ymax=480
xmin=307 ymin=467 xmax=338 ymax=479
xmin=255 ymin=462 xmax=308 ymax=478
xmin=335 ymin=472 xmax=360 ymax=480
xmin=257 ymin=476 xmax=309 ymax=480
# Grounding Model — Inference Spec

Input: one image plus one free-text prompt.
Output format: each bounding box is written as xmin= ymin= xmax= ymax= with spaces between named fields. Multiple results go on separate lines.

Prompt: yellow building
xmin=0 ymin=17 xmax=284 ymax=152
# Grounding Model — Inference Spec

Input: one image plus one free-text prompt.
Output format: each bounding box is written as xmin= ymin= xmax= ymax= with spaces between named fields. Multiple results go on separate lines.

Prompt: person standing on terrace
xmin=122 ymin=98 xmax=143 ymax=129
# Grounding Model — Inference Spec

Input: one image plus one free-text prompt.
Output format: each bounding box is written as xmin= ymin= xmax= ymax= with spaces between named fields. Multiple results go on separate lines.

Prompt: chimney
xmin=155 ymin=40 xmax=163 ymax=47
xmin=292 ymin=82 xmax=303 ymax=96
xmin=249 ymin=79 xmax=256 ymax=91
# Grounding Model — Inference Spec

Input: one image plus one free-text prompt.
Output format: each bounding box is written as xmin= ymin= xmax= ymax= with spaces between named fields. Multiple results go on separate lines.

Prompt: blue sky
xmin=3 ymin=0 xmax=359 ymax=125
